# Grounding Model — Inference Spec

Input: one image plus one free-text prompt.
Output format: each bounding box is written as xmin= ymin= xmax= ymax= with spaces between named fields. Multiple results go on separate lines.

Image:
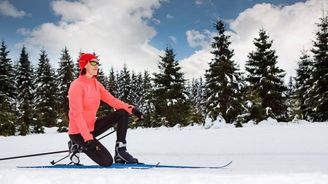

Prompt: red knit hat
xmin=79 ymin=53 xmax=97 ymax=69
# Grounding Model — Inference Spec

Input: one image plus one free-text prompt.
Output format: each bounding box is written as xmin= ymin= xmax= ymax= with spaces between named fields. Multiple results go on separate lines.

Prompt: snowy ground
xmin=0 ymin=120 xmax=328 ymax=184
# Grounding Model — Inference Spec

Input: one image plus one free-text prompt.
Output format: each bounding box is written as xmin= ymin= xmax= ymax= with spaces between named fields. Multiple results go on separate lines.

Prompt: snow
xmin=1 ymin=121 xmax=328 ymax=184
xmin=204 ymin=115 xmax=231 ymax=129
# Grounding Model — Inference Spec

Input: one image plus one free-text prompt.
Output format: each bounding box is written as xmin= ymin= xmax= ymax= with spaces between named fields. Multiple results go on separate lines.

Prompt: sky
xmin=0 ymin=0 xmax=327 ymax=80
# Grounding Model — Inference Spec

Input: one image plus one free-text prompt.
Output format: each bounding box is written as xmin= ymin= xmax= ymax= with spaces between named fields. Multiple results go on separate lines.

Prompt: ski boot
xmin=114 ymin=141 xmax=139 ymax=164
xmin=68 ymin=140 xmax=83 ymax=165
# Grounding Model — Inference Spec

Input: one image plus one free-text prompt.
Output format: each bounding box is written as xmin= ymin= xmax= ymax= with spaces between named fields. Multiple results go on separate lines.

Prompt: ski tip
xmin=222 ymin=160 xmax=232 ymax=167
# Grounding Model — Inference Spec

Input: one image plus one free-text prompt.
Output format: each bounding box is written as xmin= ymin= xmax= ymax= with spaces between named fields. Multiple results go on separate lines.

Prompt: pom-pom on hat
xmin=79 ymin=53 xmax=97 ymax=69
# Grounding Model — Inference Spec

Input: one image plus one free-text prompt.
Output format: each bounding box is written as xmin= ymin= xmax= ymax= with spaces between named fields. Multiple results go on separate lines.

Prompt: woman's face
xmin=85 ymin=59 xmax=99 ymax=77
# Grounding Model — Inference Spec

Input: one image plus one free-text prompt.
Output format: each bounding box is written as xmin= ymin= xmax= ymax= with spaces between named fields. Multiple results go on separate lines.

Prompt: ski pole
xmin=0 ymin=150 xmax=69 ymax=161
xmin=97 ymin=129 xmax=116 ymax=141
xmin=49 ymin=129 xmax=117 ymax=165
xmin=0 ymin=129 xmax=117 ymax=162
xmin=50 ymin=154 xmax=70 ymax=165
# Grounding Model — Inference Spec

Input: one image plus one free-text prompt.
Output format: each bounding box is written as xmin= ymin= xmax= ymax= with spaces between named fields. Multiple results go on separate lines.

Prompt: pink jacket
xmin=68 ymin=75 xmax=133 ymax=141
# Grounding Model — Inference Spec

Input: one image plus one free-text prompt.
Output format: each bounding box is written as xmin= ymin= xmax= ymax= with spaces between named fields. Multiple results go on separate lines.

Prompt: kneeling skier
xmin=67 ymin=53 xmax=144 ymax=166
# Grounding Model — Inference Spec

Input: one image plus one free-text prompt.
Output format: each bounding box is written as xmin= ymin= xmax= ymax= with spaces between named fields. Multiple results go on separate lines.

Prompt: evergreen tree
xmin=0 ymin=98 xmax=16 ymax=136
xmin=56 ymin=47 xmax=75 ymax=132
xmin=74 ymin=51 xmax=84 ymax=78
xmin=130 ymin=71 xmax=144 ymax=107
xmin=152 ymin=47 xmax=190 ymax=127
xmin=243 ymin=88 xmax=265 ymax=123
xmin=129 ymin=71 xmax=138 ymax=105
xmin=139 ymin=71 xmax=153 ymax=127
xmin=245 ymin=29 xmax=287 ymax=122
xmin=286 ymin=76 xmax=295 ymax=121
xmin=97 ymin=67 xmax=111 ymax=117
xmin=309 ymin=15 xmax=328 ymax=121
xmin=0 ymin=41 xmax=16 ymax=106
xmin=34 ymin=50 xmax=58 ymax=131
xmin=0 ymin=41 xmax=17 ymax=136
xmin=204 ymin=19 xmax=243 ymax=123
xmin=117 ymin=65 xmax=131 ymax=103
xmin=97 ymin=68 xmax=108 ymax=85
xmin=127 ymin=71 xmax=146 ymax=126
xmin=188 ymin=77 xmax=206 ymax=125
xmin=74 ymin=62 xmax=80 ymax=78
xmin=108 ymin=67 xmax=118 ymax=97
xmin=15 ymin=46 xmax=35 ymax=135
xmin=294 ymin=51 xmax=313 ymax=120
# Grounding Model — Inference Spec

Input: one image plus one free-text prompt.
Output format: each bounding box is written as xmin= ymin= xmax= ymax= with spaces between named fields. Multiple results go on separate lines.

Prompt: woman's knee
xmin=99 ymin=157 xmax=113 ymax=167
xmin=115 ymin=109 xmax=129 ymax=117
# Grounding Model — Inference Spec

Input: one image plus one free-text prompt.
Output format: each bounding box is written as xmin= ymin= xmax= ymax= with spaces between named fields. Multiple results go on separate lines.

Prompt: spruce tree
xmin=129 ymin=71 xmax=152 ymax=127
xmin=74 ymin=52 xmax=83 ymax=78
xmin=97 ymin=67 xmax=110 ymax=117
xmin=117 ymin=65 xmax=131 ymax=103
xmin=245 ymin=29 xmax=287 ymax=122
xmin=97 ymin=68 xmax=108 ymax=86
xmin=187 ymin=78 xmax=206 ymax=125
xmin=204 ymin=19 xmax=243 ymax=123
xmin=139 ymin=71 xmax=153 ymax=127
xmin=0 ymin=98 xmax=16 ymax=136
xmin=294 ymin=51 xmax=313 ymax=120
xmin=126 ymin=71 xmax=145 ymax=126
xmin=15 ymin=46 xmax=35 ymax=135
xmin=243 ymin=88 xmax=265 ymax=123
xmin=108 ymin=67 xmax=118 ymax=97
xmin=0 ymin=41 xmax=16 ymax=135
xmin=130 ymin=71 xmax=144 ymax=107
xmin=34 ymin=50 xmax=58 ymax=131
xmin=152 ymin=47 xmax=190 ymax=127
xmin=0 ymin=41 xmax=16 ymax=106
xmin=309 ymin=15 xmax=328 ymax=121
xmin=286 ymin=76 xmax=295 ymax=121
xmin=56 ymin=47 xmax=75 ymax=132
xmin=129 ymin=71 xmax=138 ymax=105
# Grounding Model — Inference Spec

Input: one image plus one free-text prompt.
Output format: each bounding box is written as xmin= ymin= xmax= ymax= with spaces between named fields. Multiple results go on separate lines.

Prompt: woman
xmin=68 ymin=53 xmax=144 ymax=166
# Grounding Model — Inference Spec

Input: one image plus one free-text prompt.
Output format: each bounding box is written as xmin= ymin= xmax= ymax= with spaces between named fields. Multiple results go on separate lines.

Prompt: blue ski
xmin=18 ymin=163 xmax=157 ymax=169
xmin=18 ymin=161 xmax=232 ymax=169
xmin=154 ymin=161 xmax=232 ymax=169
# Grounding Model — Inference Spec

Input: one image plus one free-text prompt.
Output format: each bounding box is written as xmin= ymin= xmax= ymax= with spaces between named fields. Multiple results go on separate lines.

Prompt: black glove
xmin=84 ymin=139 xmax=101 ymax=151
xmin=132 ymin=108 xmax=144 ymax=121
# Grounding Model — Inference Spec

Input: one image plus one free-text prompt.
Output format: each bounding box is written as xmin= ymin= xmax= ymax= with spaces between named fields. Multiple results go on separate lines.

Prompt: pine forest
xmin=0 ymin=15 xmax=327 ymax=136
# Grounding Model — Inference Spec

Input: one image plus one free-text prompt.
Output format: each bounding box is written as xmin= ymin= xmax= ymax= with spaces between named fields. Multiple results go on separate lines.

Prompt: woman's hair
xmin=80 ymin=67 xmax=97 ymax=77
xmin=81 ymin=68 xmax=86 ymax=75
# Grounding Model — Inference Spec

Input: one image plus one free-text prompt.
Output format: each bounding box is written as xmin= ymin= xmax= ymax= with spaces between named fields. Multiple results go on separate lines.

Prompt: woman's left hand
xmin=132 ymin=108 xmax=144 ymax=121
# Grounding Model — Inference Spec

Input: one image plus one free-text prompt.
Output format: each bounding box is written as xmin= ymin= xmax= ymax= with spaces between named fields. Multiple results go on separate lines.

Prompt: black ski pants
xmin=69 ymin=109 xmax=129 ymax=166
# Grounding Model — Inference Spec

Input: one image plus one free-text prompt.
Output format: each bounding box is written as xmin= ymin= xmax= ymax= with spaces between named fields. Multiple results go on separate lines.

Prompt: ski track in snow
xmin=0 ymin=122 xmax=328 ymax=184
